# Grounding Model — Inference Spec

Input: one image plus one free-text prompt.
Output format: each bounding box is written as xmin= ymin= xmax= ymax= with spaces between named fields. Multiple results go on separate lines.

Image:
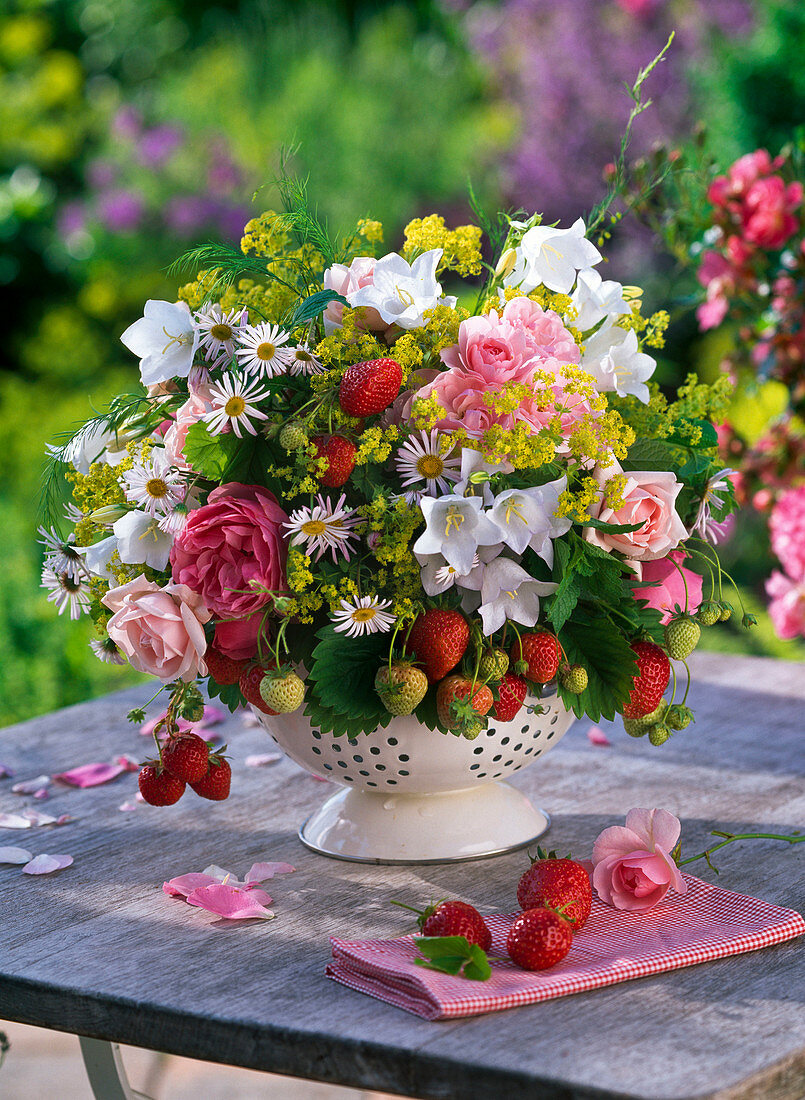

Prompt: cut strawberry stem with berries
xmin=413 ymin=936 xmax=492 ymax=981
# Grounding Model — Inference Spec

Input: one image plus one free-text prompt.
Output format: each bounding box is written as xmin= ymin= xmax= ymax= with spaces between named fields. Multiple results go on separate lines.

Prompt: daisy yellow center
xmin=301 ymin=519 xmax=327 ymax=536
xmin=225 ymin=396 xmax=246 ymax=417
xmin=295 ymin=349 xmax=312 ymax=362
xmin=210 ymin=323 xmax=233 ymax=341
xmin=352 ymin=606 xmax=378 ymax=623
xmin=416 ymin=454 xmax=443 ymax=479
xmin=145 ymin=477 xmax=169 ymax=499
xmin=256 ymin=341 xmax=276 ymax=360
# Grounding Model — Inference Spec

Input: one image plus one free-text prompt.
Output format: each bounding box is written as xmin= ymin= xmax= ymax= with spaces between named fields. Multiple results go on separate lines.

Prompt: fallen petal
xmin=22 ymin=810 xmax=60 ymax=826
xmin=0 ymin=846 xmax=33 ymax=864
xmin=118 ymin=801 xmax=139 ymax=812
xmin=200 ymin=704 xmax=226 ymax=726
xmin=202 ymin=864 xmax=236 ymax=883
xmin=12 ymin=775 xmax=51 ymax=795
xmin=33 ymin=788 xmax=50 ymax=800
xmin=241 ymin=711 xmax=261 ymax=728
xmin=0 ymin=764 xmax=15 ymax=779
xmin=53 ymin=762 xmax=127 ymax=788
xmin=23 ymin=853 xmax=74 ymax=875
xmin=245 ymin=753 xmax=281 ymax=768
xmin=163 ymin=873 xmax=218 ymax=898
xmin=587 ymin=726 xmax=612 ymax=747
xmin=0 ymin=814 xmax=32 ymax=829
xmin=115 ymin=755 xmax=140 ymax=773
xmin=186 ymin=883 xmax=274 ymax=920
xmin=245 ymin=861 xmax=295 ymax=882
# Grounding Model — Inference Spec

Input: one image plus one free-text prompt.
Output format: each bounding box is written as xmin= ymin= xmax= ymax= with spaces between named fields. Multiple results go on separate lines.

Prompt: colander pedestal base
xmin=298 ymin=781 xmax=551 ymax=864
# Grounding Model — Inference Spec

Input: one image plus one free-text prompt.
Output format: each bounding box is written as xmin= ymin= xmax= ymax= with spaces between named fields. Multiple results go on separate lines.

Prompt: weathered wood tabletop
xmin=0 ymin=651 xmax=803 ymax=1100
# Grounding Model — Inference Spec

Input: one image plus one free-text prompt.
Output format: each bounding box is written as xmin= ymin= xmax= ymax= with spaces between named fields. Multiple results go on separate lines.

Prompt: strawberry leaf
xmin=204 ymin=678 xmax=244 ymax=714
xmin=308 ymin=626 xmax=393 ymax=721
xmin=413 ymin=936 xmax=492 ymax=981
xmin=557 ymin=609 xmax=639 ymax=722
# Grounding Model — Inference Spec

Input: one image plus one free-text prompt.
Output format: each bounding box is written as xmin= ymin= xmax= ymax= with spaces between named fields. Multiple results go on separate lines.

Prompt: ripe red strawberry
xmin=312 ymin=435 xmax=357 ymax=487
xmin=493 ymin=672 xmax=528 ymax=722
xmin=190 ymin=755 xmax=231 ymax=801
xmin=204 ymin=646 xmax=248 ymax=685
xmin=436 ymin=675 xmax=493 ymax=737
xmin=517 ymin=854 xmax=592 ymax=930
xmin=506 ymin=907 xmax=574 ymax=971
xmin=622 ymin=640 xmax=671 ymax=719
xmin=162 ymin=732 xmax=210 ymax=784
xmin=420 ymin=900 xmax=492 ymax=951
xmin=511 ymin=632 xmax=561 ymax=684
xmin=138 ymin=763 xmax=185 ymax=806
xmin=339 ymin=358 xmax=402 ymax=417
xmin=239 ymin=664 xmax=278 ymax=715
xmin=405 ymin=609 xmax=469 ymax=682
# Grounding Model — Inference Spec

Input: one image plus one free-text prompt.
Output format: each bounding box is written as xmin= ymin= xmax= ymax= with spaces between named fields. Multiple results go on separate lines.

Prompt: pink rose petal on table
xmin=163 ymin=872 xmax=220 ymax=898
xmin=245 ymin=862 xmax=295 ymax=882
xmin=12 ymin=775 xmax=51 ymax=795
xmin=0 ymin=847 xmax=33 ymax=864
xmin=33 ymin=788 xmax=50 ymax=800
xmin=22 ymin=854 xmax=74 ymax=875
xmin=245 ymin=753 xmax=281 ymax=768
xmin=53 ymin=762 xmax=128 ymax=787
xmin=24 ymin=810 xmax=70 ymax=827
xmin=118 ymin=801 xmax=139 ymax=812
xmin=587 ymin=726 xmax=612 ymax=747
xmin=186 ymin=883 xmax=274 ymax=919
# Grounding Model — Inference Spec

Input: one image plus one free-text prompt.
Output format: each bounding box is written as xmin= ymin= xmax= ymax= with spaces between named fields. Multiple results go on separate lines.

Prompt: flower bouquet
xmin=41 ymin=183 xmax=746 ymax=861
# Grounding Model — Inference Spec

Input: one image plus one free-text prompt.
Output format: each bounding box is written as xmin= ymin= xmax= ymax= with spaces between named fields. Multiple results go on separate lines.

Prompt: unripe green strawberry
xmin=559 ymin=663 xmax=588 ymax=694
xmin=478 ymin=647 xmax=509 ymax=681
xmin=279 ymin=423 xmax=309 ymax=451
xmin=259 ymin=670 xmax=305 ymax=714
xmin=696 ymin=601 xmax=720 ymax=627
xmin=623 ymin=700 xmax=668 ymax=737
xmin=719 ymin=602 xmax=733 ymax=622
xmin=375 ymin=662 xmax=428 ymax=716
xmin=664 ymin=616 xmax=701 ymax=660
xmin=665 ymin=703 xmax=694 ymax=731
xmin=648 ymin=723 xmax=672 ymax=746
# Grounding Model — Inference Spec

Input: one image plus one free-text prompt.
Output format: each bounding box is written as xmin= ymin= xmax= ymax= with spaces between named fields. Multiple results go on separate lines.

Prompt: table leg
xmin=78 ymin=1037 xmax=152 ymax=1100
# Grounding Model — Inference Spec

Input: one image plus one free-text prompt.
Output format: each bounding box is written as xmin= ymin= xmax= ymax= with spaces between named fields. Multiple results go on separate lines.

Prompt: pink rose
xmin=584 ymin=463 xmax=688 ymax=567
xmin=170 ymin=483 xmax=289 ymax=619
xmin=500 ymin=297 xmax=580 ymax=366
xmin=440 ymin=312 xmax=537 ymax=381
xmin=742 ymin=176 xmax=803 ymax=250
xmin=102 ymin=575 xmax=210 ymax=681
xmin=322 ymin=256 xmax=383 ymax=333
xmin=766 ymin=571 xmax=805 ymax=640
xmin=163 ymin=389 xmax=213 ymax=469
xmin=592 ymin=808 xmax=687 ymax=911
xmin=634 ymin=551 xmax=703 ymax=624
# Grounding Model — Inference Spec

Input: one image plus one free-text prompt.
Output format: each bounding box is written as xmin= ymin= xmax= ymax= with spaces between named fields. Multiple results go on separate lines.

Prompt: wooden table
xmin=0 ymin=652 xmax=803 ymax=1100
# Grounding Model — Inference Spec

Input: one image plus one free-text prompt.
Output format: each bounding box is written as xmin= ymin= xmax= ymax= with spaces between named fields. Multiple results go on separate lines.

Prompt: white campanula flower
xmin=413 ymin=494 xmax=502 ymax=575
xmin=395 ymin=430 xmax=461 ymax=497
xmin=507 ymin=218 xmax=601 ymax=295
xmin=120 ymin=300 xmax=199 ymax=386
xmin=283 ymin=494 xmax=360 ymax=563
xmin=453 ymin=449 xmax=514 ymax=507
xmin=350 ymin=249 xmax=456 ymax=330
xmin=417 ymin=553 xmax=483 ymax=597
xmin=113 ymin=509 xmax=173 ymax=571
xmin=331 ymin=595 xmax=396 ymax=638
xmin=476 ymin=557 xmax=558 ymax=636
xmin=120 ymin=450 xmax=185 ymax=517
xmin=582 ymin=326 xmax=655 ymax=403
xmin=204 ymin=374 xmax=270 ymax=438
xmin=235 ymin=322 xmax=293 ymax=378
xmin=571 ymin=268 xmax=629 ymax=332
xmin=488 ymin=478 xmax=572 ymax=567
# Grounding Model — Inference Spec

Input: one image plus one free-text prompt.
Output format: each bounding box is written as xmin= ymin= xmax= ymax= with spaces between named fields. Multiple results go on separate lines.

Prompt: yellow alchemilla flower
xmin=403 ymin=215 xmax=483 ymax=276
xmin=356 ymin=218 xmax=384 ymax=245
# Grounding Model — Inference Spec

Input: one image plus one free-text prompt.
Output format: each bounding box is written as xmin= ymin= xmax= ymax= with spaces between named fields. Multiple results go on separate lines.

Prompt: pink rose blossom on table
xmin=322 ymin=256 xmax=382 ymax=333
xmin=634 ymin=551 xmax=703 ymax=624
xmin=592 ymin=808 xmax=687 ymax=911
xmin=769 ymin=486 xmax=805 ymax=582
xmin=765 ymin=571 xmax=805 ymax=639
xmin=170 ymin=482 xmax=289 ymax=619
xmin=102 ymin=576 xmax=210 ymax=681
xmin=584 ymin=463 xmax=688 ymax=569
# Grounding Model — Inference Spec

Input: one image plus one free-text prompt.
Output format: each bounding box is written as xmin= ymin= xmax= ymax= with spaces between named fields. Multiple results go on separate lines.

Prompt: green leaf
xmin=413 ymin=682 xmax=447 ymax=732
xmin=205 ymin=677 xmax=244 ymax=714
xmin=557 ymin=609 xmax=639 ymax=721
xmin=308 ymin=625 xmax=392 ymax=719
xmin=285 ymin=289 xmax=348 ymax=329
xmin=582 ymin=517 xmax=645 ymax=534
xmin=413 ymin=936 xmax=492 ymax=981
xmin=183 ymin=422 xmax=278 ymax=488
xmin=623 ymin=438 xmax=690 ymax=474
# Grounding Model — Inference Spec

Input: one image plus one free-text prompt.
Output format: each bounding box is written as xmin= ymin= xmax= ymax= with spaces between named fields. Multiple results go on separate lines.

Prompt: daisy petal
xmin=23 ymin=853 xmax=74 ymax=875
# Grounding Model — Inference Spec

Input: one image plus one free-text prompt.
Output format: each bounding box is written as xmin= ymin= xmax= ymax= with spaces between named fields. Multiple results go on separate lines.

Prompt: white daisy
xmin=63 ymin=502 xmax=84 ymax=525
xmin=204 ymin=374 xmax=270 ymax=438
xmin=331 ymin=595 xmax=396 ymax=638
xmin=395 ymin=430 xmax=461 ymax=496
xmin=235 ymin=322 xmax=293 ymax=378
xmin=90 ymin=637 xmax=125 ymax=665
xmin=41 ymin=567 xmax=91 ymax=619
xmin=158 ymin=500 xmax=192 ymax=535
xmin=283 ymin=494 xmax=359 ymax=562
xmin=120 ymin=450 xmax=185 ymax=517
xmin=38 ymin=525 xmax=86 ymax=580
xmin=288 ymin=344 xmax=325 ymax=376
xmin=194 ymin=303 xmax=246 ymax=366
xmin=692 ymin=468 xmax=736 ymax=543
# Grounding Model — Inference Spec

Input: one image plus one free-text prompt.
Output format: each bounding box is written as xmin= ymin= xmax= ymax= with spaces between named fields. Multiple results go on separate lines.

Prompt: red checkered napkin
xmin=327 ymin=875 xmax=804 ymax=1020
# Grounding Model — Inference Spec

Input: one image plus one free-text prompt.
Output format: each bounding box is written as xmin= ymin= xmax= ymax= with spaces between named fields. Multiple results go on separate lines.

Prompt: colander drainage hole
xmin=311 ymin=746 xmax=321 ymax=755
xmin=369 ymin=746 xmax=381 ymax=755
xmin=473 ymin=745 xmax=484 ymax=755
xmin=520 ymin=725 xmax=529 ymax=734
